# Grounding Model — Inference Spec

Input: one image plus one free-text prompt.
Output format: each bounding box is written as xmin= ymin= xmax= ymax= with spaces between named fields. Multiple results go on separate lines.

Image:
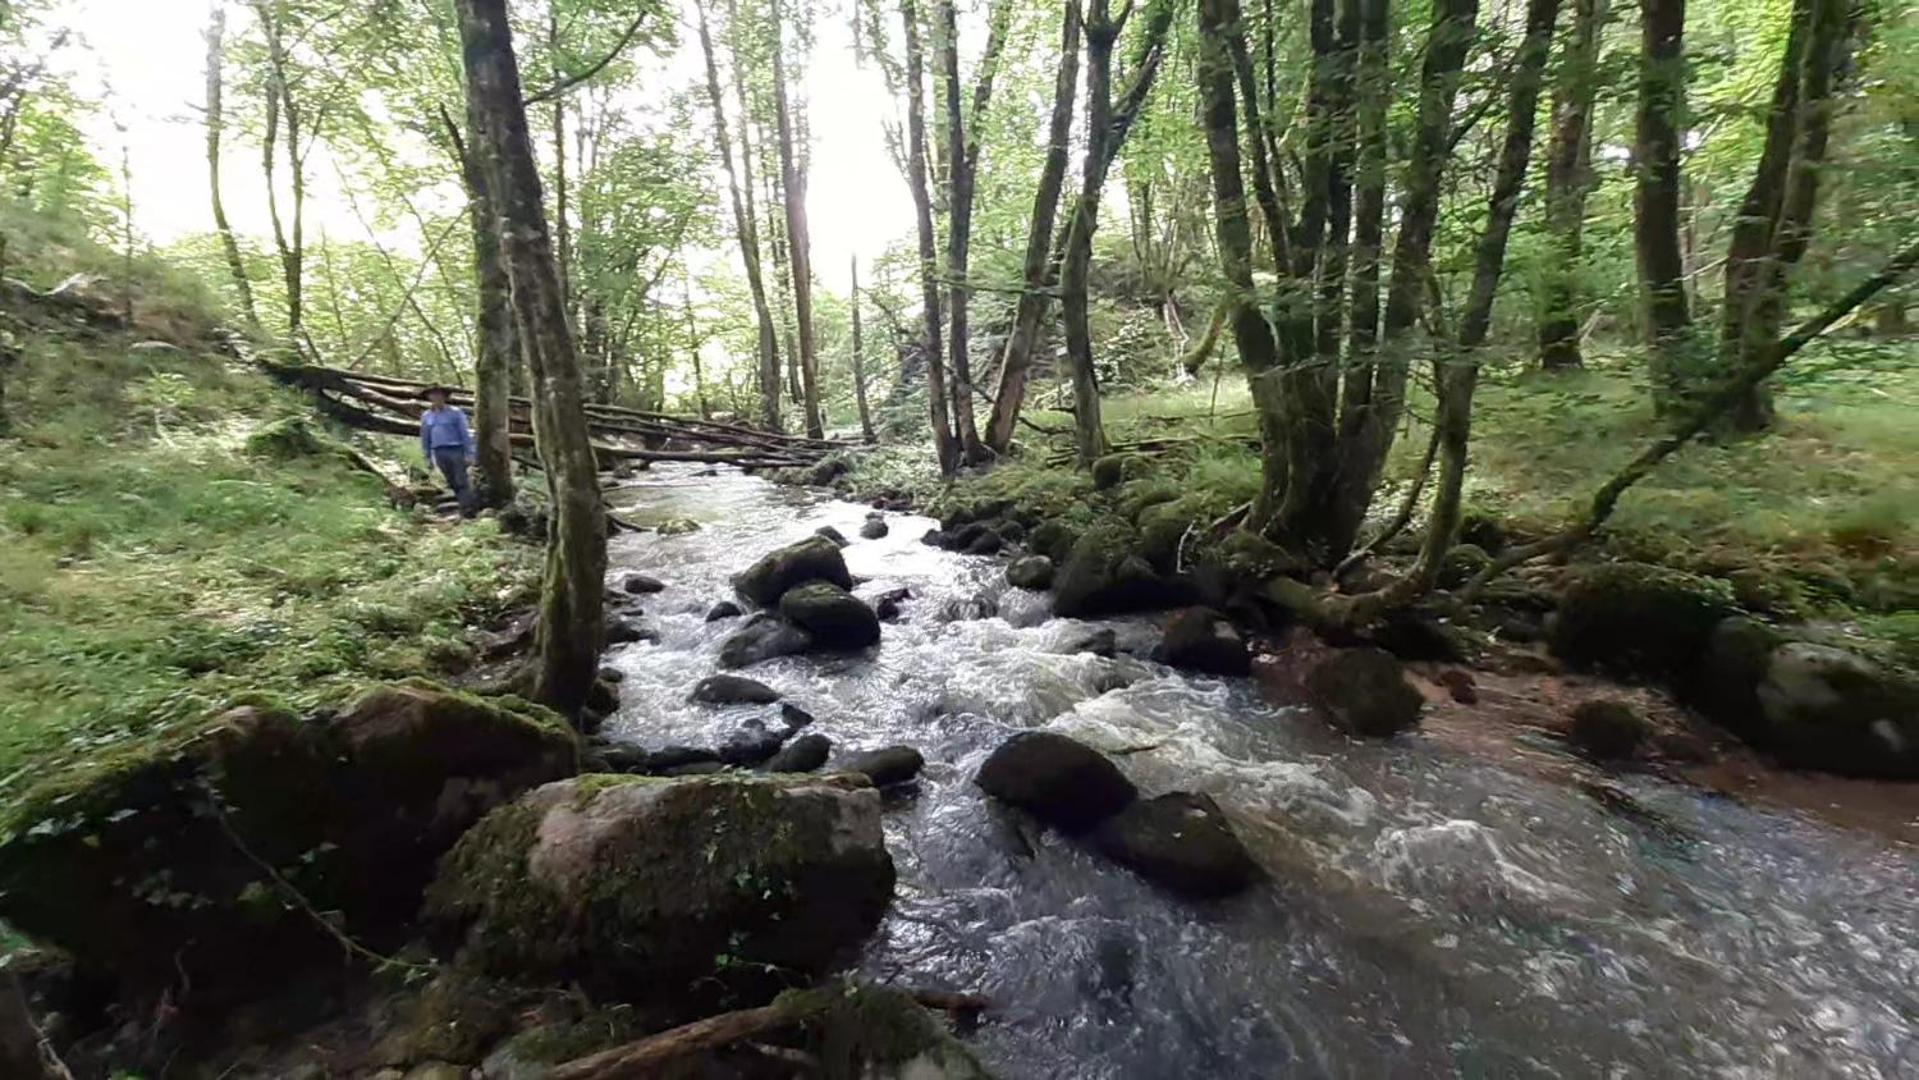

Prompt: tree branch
xmin=523 ymin=9 xmax=650 ymax=106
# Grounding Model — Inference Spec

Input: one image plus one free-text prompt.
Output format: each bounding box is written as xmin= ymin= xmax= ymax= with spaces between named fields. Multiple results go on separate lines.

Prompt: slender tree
xmin=203 ymin=4 xmax=258 ymax=334
xmin=983 ymin=0 xmax=1080 ymax=455
xmin=901 ymin=0 xmax=957 ymax=473
xmin=251 ymin=0 xmax=306 ymax=352
xmin=769 ymin=5 xmax=824 ymax=438
xmin=455 ymin=0 xmax=605 ymax=715
xmin=850 ymin=254 xmax=876 ymax=442
xmin=937 ymin=0 xmax=1011 ymax=463
xmin=696 ymin=1 xmax=782 ymax=430
xmin=1537 ymin=0 xmax=1608 ymax=369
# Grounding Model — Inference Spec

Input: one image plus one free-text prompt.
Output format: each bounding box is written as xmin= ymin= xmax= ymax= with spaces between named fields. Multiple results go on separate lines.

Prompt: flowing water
xmin=602 ymin=464 xmax=1918 ymax=1079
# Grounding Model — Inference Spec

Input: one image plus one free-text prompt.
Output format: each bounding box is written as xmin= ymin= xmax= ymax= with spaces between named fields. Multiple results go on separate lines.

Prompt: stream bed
xmin=602 ymin=464 xmax=1917 ymax=1079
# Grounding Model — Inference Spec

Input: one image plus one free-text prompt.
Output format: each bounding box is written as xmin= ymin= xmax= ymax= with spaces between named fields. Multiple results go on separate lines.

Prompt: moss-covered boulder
xmin=1550 ymin=562 xmax=1736 ymax=683
xmin=1053 ymin=528 xmax=1191 ymax=618
xmin=1757 ymin=643 xmax=1919 ymax=778
xmin=733 ymin=535 xmax=853 ymax=608
xmin=1568 ymin=700 xmax=1651 ymax=761
xmin=1028 ymin=520 xmax=1080 ymax=563
xmin=718 ymin=612 xmax=815 ymax=668
xmin=0 ymin=685 xmax=577 ymax=1007
xmin=1090 ymin=453 xmax=1147 ymax=491
xmin=424 ymin=774 xmax=895 ymax=1001
xmin=780 ymin=581 xmax=882 ymax=650
xmin=1687 ymin=616 xmax=1787 ymax=740
xmin=1006 ymin=554 xmax=1055 ymax=590
xmin=1090 ymin=792 xmax=1262 ymax=899
xmin=1305 ymin=648 xmax=1423 ymax=738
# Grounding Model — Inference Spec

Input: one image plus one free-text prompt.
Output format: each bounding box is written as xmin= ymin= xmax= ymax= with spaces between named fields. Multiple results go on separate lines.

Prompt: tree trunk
xmin=1634 ymin=0 xmax=1692 ymax=405
xmin=1325 ymin=0 xmax=1478 ymax=558
xmin=983 ymin=0 xmax=1080 ymax=455
xmin=1537 ymin=0 xmax=1607 ymax=370
xmin=1345 ymin=0 xmax=1389 ymax=358
xmin=769 ymin=8 xmax=824 ymax=439
xmin=456 ymin=0 xmax=606 ymax=716
xmin=851 ymin=254 xmax=876 ymax=442
xmin=697 ymin=2 xmax=782 ymax=431
xmin=1065 ymin=1 xmax=1120 ymax=467
xmin=685 ymin=284 xmax=710 ymax=419
xmin=902 ymin=0 xmax=957 ymax=474
xmin=453 ymin=113 xmax=518 ymax=509
xmin=253 ymin=1 xmax=303 ymax=351
xmin=1716 ymin=0 xmax=1844 ymax=432
xmin=1408 ymin=0 xmax=1560 ymax=589
xmin=204 ymin=5 xmax=258 ymax=333
xmin=548 ymin=5 xmax=572 ymax=317
xmin=938 ymin=0 xmax=1010 ymax=464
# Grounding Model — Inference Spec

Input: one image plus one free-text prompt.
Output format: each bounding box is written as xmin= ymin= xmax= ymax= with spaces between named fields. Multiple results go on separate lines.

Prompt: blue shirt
xmin=420 ymin=405 xmax=475 ymax=460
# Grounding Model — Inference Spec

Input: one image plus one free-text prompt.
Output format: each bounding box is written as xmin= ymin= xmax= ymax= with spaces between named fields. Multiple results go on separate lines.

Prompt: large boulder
xmin=1053 ymin=529 xmax=1191 ymax=618
xmin=779 ymin=581 xmax=881 ymax=650
xmin=424 ymin=774 xmax=894 ymax=1000
xmin=975 ymin=731 xmax=1137 ymax=832
xmin=836 ymin=745 xmax=925 ymax=788
xmin=764 ymin=733 xmax=832 ymax=773
xmin=1550 ymin=562 xmax=1736 ymax=683
xmin=690 ymin=673 xmax=781 ymax=705
xmin=1757 ymin=642 xmax=1919 ymax=778
xmin=1567 ymin=699 xmax=1651 ymax=761
xmin=1155 ymin=607 xmax=1252 ymax=676
xmin=1090 ymin=792 xmax=1262 ymax=899
xmin=733 ymin=536 xmax=852 ymax=608
xmin=1305 ymin=648 xmax=1423 ymax=737
xmin=1687 ymin=615 xmax=1788 ymax=741
xmin=0 ymin=686 xmax=577 ymax=1006
xmin=1006 ymin=555 xmax=1055 ymax=590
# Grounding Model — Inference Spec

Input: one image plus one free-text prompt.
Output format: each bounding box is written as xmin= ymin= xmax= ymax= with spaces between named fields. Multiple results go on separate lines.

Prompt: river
xmin=602 ymin=463 xmax=1918 ymax=1079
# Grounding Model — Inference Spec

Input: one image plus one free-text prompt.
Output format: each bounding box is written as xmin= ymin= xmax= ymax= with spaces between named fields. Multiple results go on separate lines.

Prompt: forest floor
xmin=0 ymin=214 xmax=536 ymax=857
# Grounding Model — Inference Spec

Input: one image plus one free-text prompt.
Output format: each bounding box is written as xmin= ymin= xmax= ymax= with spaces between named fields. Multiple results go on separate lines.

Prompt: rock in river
xmin=859 ymin=517 xmax=890 ymax=540
xmin=1305 ymin=648 xmax=1423 ymax=738
xmin=764 ymin=732 xmax=832 ymax=773
xmin=1006 ymin=554 xmax=1055 ymax=590
xmin=690 ymin=673 xmax=782 ymax=705
xmin=837 ymin=745 xmax=925 ymax=788
xmin=780 ymin=581 xmax=882 ymax=650
xmin=975 ymin=731 xmax=1138 ymax=832
xmin=719 ymin=612 xmax=814 ymax=668
xmin=1155 ymin=607 xmax=1252 ymax=676
xmin=424 ymin=774 xmax=894 ymax=1001
xmin=1568 ymin=699 xmax=1650 ymax=761
xmin=733 ymin=535 xmax=853 ymax=608
xmin=621 ymin=572 xmax=666 ymax=594
xmin=1091 ymin=792 xmax=1262 ymax=899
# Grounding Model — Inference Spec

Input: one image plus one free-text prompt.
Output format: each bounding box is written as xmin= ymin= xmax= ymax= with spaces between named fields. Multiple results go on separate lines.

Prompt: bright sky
xmin=44 ymin=0 xmax=915 ymax=299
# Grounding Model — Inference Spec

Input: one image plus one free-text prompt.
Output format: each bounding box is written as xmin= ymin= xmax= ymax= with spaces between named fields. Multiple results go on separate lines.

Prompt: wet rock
xmin=837 ymin=745 xmax=925 ymax=788
xmin=0 ymin=687 xmax=577 ymax=1006
xmin=597 ymin=666 xmax=624 ymax=683
xmin=1436 ymin=668 xmax=1478 ymax=704
xmin=719 ymin=724 xmax=791 ymax=767
xmin=1568 ymin=700 xmax=1651 ymax=761
xmin=781 ymin=703 xmax=817 ymax=729
xmin=938 ymin=593 xmax=999 ymax=622
xmin=1062 ymin=627 xmax=1118 ymax=658
xmin=1155 ymin=607 xmax=1252 ymax=676
xmin=943 ymin=522 xmax=991 ymax=551
xmin=1305 ymin=648 xmax=1423 ymax=737
xmin=815 ymin=525 xmax=850 ymax=548
xmin=704 ymin=600 xmax=743 ymax=622
xmin=604 ymin=614 xmax=658 ymax=646
xmin=1550 ymin=562 xmax=1735 ymax=683
xmin=733 ymin=535 xmax=853 ymax=607
xmin=718 ymin=613 xmax=814 ymax=668
xmin=1369 ymin=611 xmax=1469 ymax=663
xmin=1006 ymin=555 xmax=1055 ymax=590
xmin=634 ymin=745 xmax=721 ymax=772
xmin=655 ymin=516 xmax=701 ymax=536
xmin=1687 ymin=616 xmax=1787 ymax=741
xmin=621 ymin=572 xmax=666 ymax=595
xmin=963 ymin=529 xmax=1005 ymax=556
xmin=1090 ymin=792 xmax=1262 ymax=899
xmin=920 ymin=528 xmax=947 ymax=547
xmin=780 ymin=581 xmax=881 ymax=650
xmin=1758 ymin=642 xmax=1919 ymax=778
xmin=999 ymin=520 xmax=1028 ymax=544
xmin=860 ymin=517 xmax=890 ymax=540
xmin=1028 ymin=520 xmax=1080 ymax=563
xmin=975 ymin=731 xmax=1138 ymax=832
xmin=583 ymin=676 xmax=620 ymax=717
xmin=690 ymin=673 xmax=781 ymax=705
xmin=764 ymin=733 xmax=832 ymax=773
xmin=875 ymin=586 xmax=912 ymax=622
xmin=660 ymin=760 xmax=727 ymax=777
xmin=425 ymin=774 xmax=894 ymax=1001
xmin=1054 ymin=530 xmax=1191 ymax=617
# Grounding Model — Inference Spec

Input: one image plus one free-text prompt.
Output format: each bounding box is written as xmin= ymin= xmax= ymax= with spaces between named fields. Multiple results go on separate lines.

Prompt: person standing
xmin=419 ymin=385 xmax=477 ymax=514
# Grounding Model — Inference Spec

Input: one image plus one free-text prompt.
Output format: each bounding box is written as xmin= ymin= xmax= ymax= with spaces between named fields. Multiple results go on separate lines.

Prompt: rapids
xmin=602 ymin=464 xmax=1918 ymax=1079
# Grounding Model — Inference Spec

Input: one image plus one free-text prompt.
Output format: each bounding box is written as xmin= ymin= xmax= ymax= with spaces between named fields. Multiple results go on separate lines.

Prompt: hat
xmin=420 ymin=384 xmax=458 ymax=399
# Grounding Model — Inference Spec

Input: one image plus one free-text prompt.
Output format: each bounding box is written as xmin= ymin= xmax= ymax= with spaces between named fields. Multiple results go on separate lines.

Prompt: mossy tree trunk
xmin=453 ymin=116 xmax=518 ymax=510
xmin=1536 ymin=0 xmax=1607 ymax=370
xmin=456 ymin=0 xmax=606 ymax=716
xmin=850 ymin=254 xmax=876 ymax=443
xmin=1634 ymin=0 xmax=1693 ymax=407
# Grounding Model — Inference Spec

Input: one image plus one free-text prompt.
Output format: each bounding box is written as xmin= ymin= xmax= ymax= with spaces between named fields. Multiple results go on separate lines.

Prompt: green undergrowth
xmin=844 ymin=345 xmax=1918 ymax=634
xmin=0 ymin=280 xmax=535 ymax=817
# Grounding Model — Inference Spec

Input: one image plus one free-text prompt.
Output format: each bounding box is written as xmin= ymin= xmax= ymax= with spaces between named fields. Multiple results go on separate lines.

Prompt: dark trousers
xmin=431 ymin=447 xmax=473 ymax=512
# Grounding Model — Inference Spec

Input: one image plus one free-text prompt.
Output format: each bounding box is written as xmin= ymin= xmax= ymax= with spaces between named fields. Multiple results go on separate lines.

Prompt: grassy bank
xmin=844 ymin=345 xmax=1919 ymax=661
xmin=0 ymin=216 xmax=535 ymax=821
